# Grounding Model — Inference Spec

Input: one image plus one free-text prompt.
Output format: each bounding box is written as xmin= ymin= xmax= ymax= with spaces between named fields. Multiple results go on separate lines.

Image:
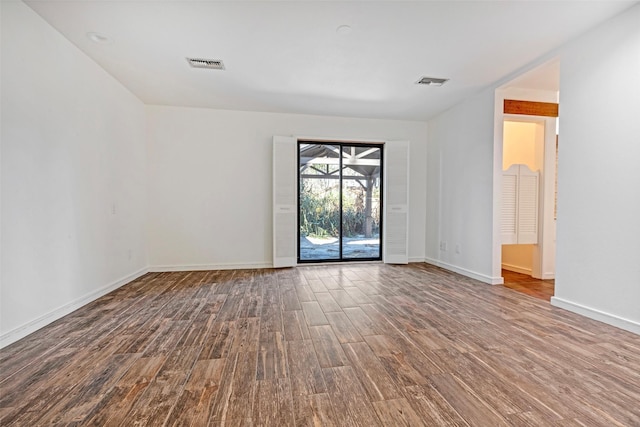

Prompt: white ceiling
xmin=503 ymin=58 xmax=561 ymax=92
xmin=25 ymin=1 xmax=636 ymax=121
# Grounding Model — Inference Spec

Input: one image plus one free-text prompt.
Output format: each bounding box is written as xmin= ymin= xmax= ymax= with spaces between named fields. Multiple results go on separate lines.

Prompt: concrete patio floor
xmin=299 ymin=235 xmax=380 ymax=260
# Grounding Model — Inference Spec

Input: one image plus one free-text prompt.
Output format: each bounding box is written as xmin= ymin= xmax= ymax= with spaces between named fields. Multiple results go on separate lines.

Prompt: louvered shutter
xmin=501 ymin=166 xmax=518 ymax=244
xmin=517 ymin=167 xmax=539 ymax=244
xmin=384 ymin=141 xmax=410 ymax=264
xmin=501 ymin=164 xmax=539 ymax=245
xmin=273 ymin=136 xmax=297 ymax=268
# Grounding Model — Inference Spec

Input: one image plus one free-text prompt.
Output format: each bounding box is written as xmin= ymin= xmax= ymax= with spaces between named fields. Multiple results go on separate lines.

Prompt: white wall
xmin=146 ymin=106 xmax=427 ymax=270
xmin=503 ymin=121 xmax=542 ymax=171
xmin=426 ymin=88 xmax=500 ymax=283
xmin=1 ymin=2 xmax=148 ymax=346
xmin=551 ymin=4 xmax=640 ymax=334
xmin=427 ymin=5 xmax=639 ymax=332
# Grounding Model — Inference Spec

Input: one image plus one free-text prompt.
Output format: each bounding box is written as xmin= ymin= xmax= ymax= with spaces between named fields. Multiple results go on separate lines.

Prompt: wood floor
xmin=1 ymin=263 xmax=639 ymax=426
xmin=502 ymin=270 xmax=555 ymax=301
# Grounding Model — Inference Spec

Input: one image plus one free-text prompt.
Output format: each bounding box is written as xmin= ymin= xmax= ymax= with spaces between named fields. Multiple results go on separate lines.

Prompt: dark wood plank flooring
xmin=1 ymin=263 xmax=639 ymax=426
xmin=502 ymin=269 xmax=555 ymax=301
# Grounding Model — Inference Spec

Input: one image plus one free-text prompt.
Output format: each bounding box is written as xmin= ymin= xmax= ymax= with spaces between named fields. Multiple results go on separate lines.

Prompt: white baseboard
xmin=0 ymin=267 xmax=149 ymax=349
xmin=501 ymin=263 xmax=532 ymax=275
xmin=425 ymin=257 xmax=504 ymax=285
xmin=551 ymin=297 xmax=640 ymax=335
xmin=152 ymin=260 xmax=433 ymax=271
xmin=150 ymin=262 xmax=272 ymax=272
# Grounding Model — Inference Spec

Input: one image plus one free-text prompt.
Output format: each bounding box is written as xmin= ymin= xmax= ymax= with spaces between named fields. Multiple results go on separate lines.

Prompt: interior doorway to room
xmin=501 ymin=119 xmax=544 ymax=277
xmin=501 ymin=116 xmax=557 ymax=298
xmin=494 ymin=59 xmax=560 ymax=296
xmin=298 ymin=142 xmax=383 ymax=262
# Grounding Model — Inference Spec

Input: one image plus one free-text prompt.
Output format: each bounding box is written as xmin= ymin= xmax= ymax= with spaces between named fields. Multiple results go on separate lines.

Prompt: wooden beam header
xmin=504 ymin=99 xmax=559 ymax=117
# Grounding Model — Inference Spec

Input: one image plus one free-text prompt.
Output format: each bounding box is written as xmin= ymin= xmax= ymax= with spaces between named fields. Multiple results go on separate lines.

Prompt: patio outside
xmin=299 ymin=143 xmax=381 ymax=262
xmin=299 ymin=235 xmax=381 ymax=260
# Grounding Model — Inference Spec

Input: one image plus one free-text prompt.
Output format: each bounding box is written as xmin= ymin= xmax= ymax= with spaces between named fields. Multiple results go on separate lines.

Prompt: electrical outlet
xmin=439 ymin=241 xmax=447 ymax=251
xmin=455 ymin=244 xmax=461 ymax=254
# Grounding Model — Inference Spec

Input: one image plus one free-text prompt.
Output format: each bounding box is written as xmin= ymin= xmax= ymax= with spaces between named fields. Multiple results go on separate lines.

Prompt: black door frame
xmin=297 ymin=140 xmax=384 ymax=263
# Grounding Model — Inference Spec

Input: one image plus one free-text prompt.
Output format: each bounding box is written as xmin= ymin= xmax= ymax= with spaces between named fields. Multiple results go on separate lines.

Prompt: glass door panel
xmin=299 ymin=144 xmax=341 ymax=261
xmin=341 ymin=146 xmax=382 ymax=259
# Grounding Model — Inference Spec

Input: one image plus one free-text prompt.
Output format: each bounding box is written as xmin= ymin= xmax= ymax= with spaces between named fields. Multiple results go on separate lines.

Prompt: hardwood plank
xmin=239 ymin=290 xmax=263 ymax=319
xmin=184 ymin=358 xmax=226 ymax=391
xmin=343 ymin=286 xmax=373 ymax=304
xmin=328 ymin=289 xmax=359 ymax=308
xmin=142 ymin=319 xmax=190 ymax=356
xmin=325 ymin=311 xmax=364 ymax=344
xmin=208 ymin=353 xmax=240 ymax=422
xmin=257 ymin=332 xmax=288 ymax=380
xmin=293 ymin=393 xmax=339 ymax=427
xmin=0 ymin=346 xmax=79 ymax=408
xmin=165 ymin=358 xmax=226 ymax=426
xmin=45 ymin=353 xmax=140 ymax=424
xmin=262 ymin=275 xmax=280 ymax=306
xmin=372 ymin=398 xmax=425 ymax=426
xmin=363 ymin=334 xmax=430 ymax=386
xmin=176 ymin=297 xmax=226 ymax=348
xmin=83 ymin=383 xmax=150 ymax=426
xmin=320 ymin=276 xmax=342 ymax=290
xmin=259 ymin=303 xmax=284 ymax=336
xmin=402 ymin=384 xmax=470 ymax=426
xmin=301 ymin=301 xmax=329 ymax=326
xmin=309 ymin=325 xmax=350 ymax=368
xmin=315 ymin=292 xmax=342 ymax=313
xmin=199 ymin=320 xmax=236 ymax=360
xmin=210 ymin=352 xmax=257 ymax=422
xmin=253 ymin=378 xmax=295 ymax=426
xmin=342 ymin=342 xmax=401 ymax=401
xmin=213 ymin=418 xmax=254 ymax=426
xmin=429 ymin=373 xmax=510 ymax=426
xmin=116 ymin=355 xmax=167 ymax=386
xmin=229 ymin=317 xmax=260 ymax=354
xmin=323 ymin=366 xmax=382 ymax=426
xmin=294 ymin=284 xmax=316 ymax=302
xmin=507 ymin=411 xmax=564 ymax=427
xmin=282 ymin=310 xmax=311 ymax=341
xmin=286 ymin=340 xmax=326 ymax=396
xmin=124 ymin=345 xmax=202 ymax=426
xmin=343 ymin=306 xmax=381 ymax=336
xmin=307 ymin=279 xmax=328 ymax=293
xmin=429 ymin=349 xmax=531 ymax=417
xmin=348 ymin=279 xmax=383 ymax=297
xmin=280 ymin=282 xmax=302 ymax=311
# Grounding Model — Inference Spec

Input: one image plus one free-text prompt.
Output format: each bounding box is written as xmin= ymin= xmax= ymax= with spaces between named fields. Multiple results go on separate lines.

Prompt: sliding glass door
xmin=298 ymin=142 xmax=382 ymax=262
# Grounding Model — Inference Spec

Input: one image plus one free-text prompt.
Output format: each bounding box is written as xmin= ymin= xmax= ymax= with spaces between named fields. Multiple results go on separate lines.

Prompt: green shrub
xmin=299 ymin=180 xmax=380 ymax=238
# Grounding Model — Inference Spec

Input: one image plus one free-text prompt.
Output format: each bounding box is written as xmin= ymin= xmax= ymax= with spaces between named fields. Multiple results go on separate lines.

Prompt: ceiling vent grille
xmin=186 ymin=58 xmax=225 ymax=70
xmin=416 ymin=77 xmax=448 ymax=86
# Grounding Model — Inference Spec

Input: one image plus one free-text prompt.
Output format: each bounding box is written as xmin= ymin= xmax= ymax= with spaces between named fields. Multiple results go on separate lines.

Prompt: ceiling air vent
xmin=416 ymin=77 xmax=448 ymax=86
xmin=186 ymin=58 xmax=225 ymax=70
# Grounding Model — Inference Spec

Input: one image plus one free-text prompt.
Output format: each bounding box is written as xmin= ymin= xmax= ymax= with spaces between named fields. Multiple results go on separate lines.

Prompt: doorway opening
xmin=501 ymin=119 xmax=543 ymax=277
xmin=298 ymin=142 xmax=383 ymax=262
xmin=500 ymin=117 xmax=557 ymax=300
